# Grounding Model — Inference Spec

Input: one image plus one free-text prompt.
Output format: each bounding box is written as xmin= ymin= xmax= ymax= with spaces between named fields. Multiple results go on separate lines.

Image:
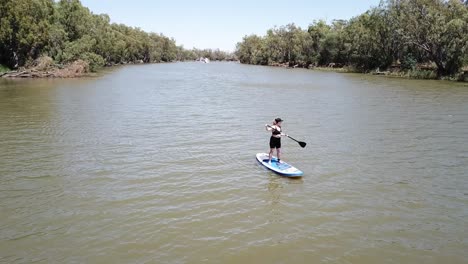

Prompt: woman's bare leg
xmin=269 ymin=148 xmax=275 ymax=162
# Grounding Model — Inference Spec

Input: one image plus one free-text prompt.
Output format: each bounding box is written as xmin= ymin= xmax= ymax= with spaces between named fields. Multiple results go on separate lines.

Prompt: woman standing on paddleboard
xmin=265 ymin=118 xmax=286 ymax=163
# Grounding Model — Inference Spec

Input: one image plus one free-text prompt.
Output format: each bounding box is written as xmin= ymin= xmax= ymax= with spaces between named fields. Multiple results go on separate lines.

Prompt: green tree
xmin=56 ymin=0 xmax=92 ymax=42
xmin=235 ymin=0 xmax=467 ymax=79
xmin=344 ymin=6 xmax=396 ymax=71
xmin=235 ymin=35 xmax=265 ymax=64
xmin=264 ymin=28 xmax=284 ymax=64
xmin=394 ymin=0 xmax=468 ymax=77
xmin=278 ymin=24 xmax=303 ymax=66
xmin=57 ymin=35 xmax=104 ymax=71
xmin=0 ymin=0 xmax=232 ymax=71
xmin=0 ymin=0 xmax=55 ymax=68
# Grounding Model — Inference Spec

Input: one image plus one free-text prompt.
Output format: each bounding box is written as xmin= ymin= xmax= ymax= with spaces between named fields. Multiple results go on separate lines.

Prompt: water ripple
xmin=0 ymin=63 xmax=467 ymax=263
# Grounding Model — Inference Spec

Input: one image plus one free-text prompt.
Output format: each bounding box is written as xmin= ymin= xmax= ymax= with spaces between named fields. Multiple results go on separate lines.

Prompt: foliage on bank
xmin=0 ymin=64 xmax=10 ymax=74
xmin=235 ymin=0 xmax=468 ymax=79
xmin=179 ymin=48 xmax=237 ymax=61
xmin=0 ymin=0 xmax=233 ymax=74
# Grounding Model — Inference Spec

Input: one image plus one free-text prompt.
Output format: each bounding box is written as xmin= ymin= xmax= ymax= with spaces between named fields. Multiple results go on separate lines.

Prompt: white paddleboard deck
xmin=256 ymin=153 xmax=303 ymax=177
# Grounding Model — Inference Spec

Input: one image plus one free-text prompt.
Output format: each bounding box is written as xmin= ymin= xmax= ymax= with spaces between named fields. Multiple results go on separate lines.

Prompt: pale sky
xmin=80 ymin=0 xmax=381 ymax=52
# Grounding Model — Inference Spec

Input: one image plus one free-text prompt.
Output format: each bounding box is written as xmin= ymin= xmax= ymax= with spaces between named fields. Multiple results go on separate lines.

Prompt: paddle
xmin=266 ymin=125 xmax=307 ymax=148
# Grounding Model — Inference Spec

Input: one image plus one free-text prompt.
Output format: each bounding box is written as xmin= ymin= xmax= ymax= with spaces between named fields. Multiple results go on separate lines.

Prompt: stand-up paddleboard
xmin=256 ymin=153 xmax=303 ymax=177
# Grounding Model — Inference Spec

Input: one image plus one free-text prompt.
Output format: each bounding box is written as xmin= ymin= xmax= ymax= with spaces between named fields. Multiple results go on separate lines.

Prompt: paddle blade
xmin=298 ymin=142 xmax=307 ymax=148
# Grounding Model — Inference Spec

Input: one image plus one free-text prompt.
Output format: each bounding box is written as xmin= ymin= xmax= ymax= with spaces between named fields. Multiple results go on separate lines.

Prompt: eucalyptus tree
xmin=278 ymin=23 xmax=303 ymax=66
xmin=235 ymin=35 xmax=265 ymax=64
xmin=56 ymin=0 xmax=92 ymax=42
xmin=0 ymin=0 xmax=188 ymax=71
xmin=264 ymin=28 xmax=284 ymax=64
xmin=343 ymin=5 xmax=398 ymax=71
xmin=0 ymin=0 xmax=55 ymax=68
xmin=307 ymin=20 xmax=331 ymax=66
xmin=392 ymin=0 xmax=468 ymax=77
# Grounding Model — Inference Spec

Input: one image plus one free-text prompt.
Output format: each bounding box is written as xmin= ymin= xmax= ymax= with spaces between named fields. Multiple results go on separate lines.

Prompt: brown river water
xmin=0 ymin=62 xmax=467 ymax=263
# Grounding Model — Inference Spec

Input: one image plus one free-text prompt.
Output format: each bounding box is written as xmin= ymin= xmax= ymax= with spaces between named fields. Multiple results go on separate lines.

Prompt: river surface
xmin=0 ymin=62 xmax=467 ymax=263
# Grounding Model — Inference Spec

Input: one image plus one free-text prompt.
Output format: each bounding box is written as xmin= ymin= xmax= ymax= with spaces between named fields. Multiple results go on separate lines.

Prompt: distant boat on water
xmin=197 ymin=57 xmax=210 ymax=63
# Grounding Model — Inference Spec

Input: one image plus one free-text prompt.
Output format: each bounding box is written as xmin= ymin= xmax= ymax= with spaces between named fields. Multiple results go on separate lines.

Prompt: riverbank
xmin=3 ymin=60 xmax=467 ymax=82
xmin=269 ymin=63 xmax=468 ymax=82
xmin=0 ymin=58 xmax=233 ymax=79
xmin=0 ymin=57 xmax=90 ymax=78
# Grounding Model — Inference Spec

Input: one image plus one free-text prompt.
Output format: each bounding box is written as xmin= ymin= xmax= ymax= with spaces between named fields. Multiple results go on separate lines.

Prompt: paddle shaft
xmin=286 ymin=135 xmax=301 ymax=143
